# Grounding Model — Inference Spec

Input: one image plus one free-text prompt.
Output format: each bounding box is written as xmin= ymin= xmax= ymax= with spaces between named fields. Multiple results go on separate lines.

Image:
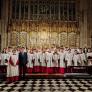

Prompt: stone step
xmin=64 ymin=73 xmax=92 ymax=78
xmin=0 ymin=73 xmax=92 ymax=79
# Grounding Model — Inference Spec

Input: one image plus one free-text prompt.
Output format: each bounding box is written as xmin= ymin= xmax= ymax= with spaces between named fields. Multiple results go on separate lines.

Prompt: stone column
xmin=0 ymin=21 xmax=1 ymax=51
xmin=87 ymin=0 xmax=92 ymax=48
xmin=79 ymin=0 xmax=88 ymax=48
xmin=27 ymin=32 xmax=30 ymax=48
xmin=1 ymin=0 xmax=9 ymax=50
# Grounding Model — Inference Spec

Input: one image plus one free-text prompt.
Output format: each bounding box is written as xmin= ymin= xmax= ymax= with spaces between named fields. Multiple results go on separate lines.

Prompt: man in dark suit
xmin=19 ymin=47 xmax=28 ymax=79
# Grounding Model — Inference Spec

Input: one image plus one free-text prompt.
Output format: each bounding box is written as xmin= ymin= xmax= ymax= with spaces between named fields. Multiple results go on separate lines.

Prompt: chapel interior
xmin=0 ymin=0 xmax=92 ymax=50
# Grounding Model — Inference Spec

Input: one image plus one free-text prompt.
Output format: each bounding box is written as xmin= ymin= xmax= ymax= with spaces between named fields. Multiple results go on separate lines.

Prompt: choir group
xmin=0 ymin=46 xmax=92 ymax=83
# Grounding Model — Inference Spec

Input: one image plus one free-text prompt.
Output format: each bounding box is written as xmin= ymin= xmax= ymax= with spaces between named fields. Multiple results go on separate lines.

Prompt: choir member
xmin=65 ymin=49 xmax=74 ymax=73
xmin=64 ymin=47 xmax=68 ymax=55
xmin=83 ymin=46 xmax=88 ymax=54
xmin=19 ymin=47 xmax=28 ymax=79
xmin=52 ymin=49 xmax=59 ymax=73
xmin=16 ymin=47 xmax=21 ymax=55
xmin=7 ymin=49 xmax=19 ymax=83
xmin=51 ymin=46 xmax=55 ymax=54
xmin=0 ymin=48 xmax=9 ymax=65
xmin=87 ymin=49 xmax=92 ymax=65
xmin=73 ymin=50 xmax=81 ymax=66
xmin=0 ymin=48 xmax=9 ymax=73
xmin=71 ymin=48 xmax=75 ymax=54
xmin=77 ymin=48 xmax=82 ymax=53
xmin=7 ymin=47 xmax=13 ymax=55
xmin=59 ymin=48 xmax=65 ymax=74
xmin=39 ymin=49 xmax=47 ymax=73
xmin=86 ymin=48 xmax=92 ymax=74
xmin=33 ymin=49 xmax=40 ymax=73
xmin=27 ymin=49 xmax=34 ymax=74
xmin=46 ymin=49 xmax=53 ymax=74
xmin=79 ymin=49 xmax=87 ymax=66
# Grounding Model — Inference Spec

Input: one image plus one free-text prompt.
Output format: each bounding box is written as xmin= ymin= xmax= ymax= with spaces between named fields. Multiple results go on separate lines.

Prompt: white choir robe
xmin=51 ymin=51 xmax=54 ymax=54
xmin=0 ymin=53 xmax=10 ymax=73
xmin=87 ymin=52 xmax=92 ymax=65
xmin=46 ymin=52 xmax=53 ymax=73
xmin=8 ymin=52 xmax=13 ymax=55
xmin=77 ymin=49 xmax=81 ymax=53
xmin=71 ymin=49 xmax=75 ymax=54
xmin=73 ymin=54 xmax=81 ymax=66
xmin=0 ymin=53 xmax=10 ymax=65
xmin=16 ymin=51 xmax=19 ymax=56
xmin=52 ymin=53 xmax=59 ymax=67
xmin=59 ymin=52 xmax=65 ymax=74
xmin=27 ymin=53 xmax=34 ymax=74
xmin=65 ymin=53 xmax=73 ymax=67
xmin=80 ymin=53 xmax=87 ymax=66
xmin=39 ymin=52 xmax=47 ymax=73
xmin=7 ymin=54 xmax=19 ymax=82
xmin=65 ymin=52 xmax=74 ymax=73
xmin=64 ymin=49 xmax=68 ymax=55
xmin=33 ymin=52 xmax=40 ymax=73
xmin=52 ymin=53 xmax=59 ymax=73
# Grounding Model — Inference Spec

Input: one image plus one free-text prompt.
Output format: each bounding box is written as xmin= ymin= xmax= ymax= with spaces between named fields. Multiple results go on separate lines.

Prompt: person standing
xmin=79 ymin=49 xmax=87 ymax=66
xmin=65 ymin=49 xmax=74 ymax=73
xmin=73 ymin=50 xmax=81 ymax=66
xmin=40 ymin=49 xmax=47 ymax=73
xmin=52 ymin=49 xmax=60 ymax=73
xmin=7 ymin=49 xmax=19 ymax=83
xmin=0 ymin=48 xmax=9 ymax=66
xmin=86 ymin=49 xmax=92 ymax=74
xmin=27 ymin=49 xmax=34 ymax=74
xmin=19 ymin=47 xmax=28 ymax=79
xmin=0 ymin=48 xmax=10 ymax=74
xmin=46 ymin=49 xmax=53 ymax=74
xmin=33 ymin=49 xmax=40 ymax=73
xmin=83 ymin=46 xmax=88 ymax=54
xmin=87 ymin=49 xmax=92 ymax=65
xmin=59 ymin=48 xmax=65 ymax=74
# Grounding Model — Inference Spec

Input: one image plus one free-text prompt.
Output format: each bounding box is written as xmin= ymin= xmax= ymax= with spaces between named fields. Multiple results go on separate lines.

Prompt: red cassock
xmin=52 ymin=53 xmax=59 ymax=73
xmin=39 ymin=52 xmax=47 ymax=73
xmin=33 ymin=52 xmax=41 ymax=73
xmin=7 ymin=54 xmax=19 ymax=83
xmin=27 ymin=53 xmax=34 ymax=74
xmin=59 ymin=52 xmax=65 ymax=74
xmin=46 ymin=52 xmax=53 ymax=74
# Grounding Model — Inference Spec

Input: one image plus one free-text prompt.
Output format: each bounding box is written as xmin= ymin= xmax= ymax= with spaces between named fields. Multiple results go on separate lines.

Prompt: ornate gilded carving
xmin=8 ymin=20 xmax=79 ymax=47
xmin=68 ymin=32 xmax=76 ymax=47
xmin=19 ymin=32 xmax=27 ymax=47
xmin=10 ymin=31 xmax=19 ymax=46
xmin=60 ymin=32 xmax=67 ymax=47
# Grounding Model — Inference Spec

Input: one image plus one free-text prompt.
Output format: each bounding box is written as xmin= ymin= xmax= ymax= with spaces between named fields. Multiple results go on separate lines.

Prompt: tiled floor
xmin=0 ymin=78 xmax=92 ymax=92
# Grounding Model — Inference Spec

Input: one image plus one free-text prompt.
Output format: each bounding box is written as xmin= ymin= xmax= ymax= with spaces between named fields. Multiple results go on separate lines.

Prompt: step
xmin=64 ymin=73 xmax=92 ymax=78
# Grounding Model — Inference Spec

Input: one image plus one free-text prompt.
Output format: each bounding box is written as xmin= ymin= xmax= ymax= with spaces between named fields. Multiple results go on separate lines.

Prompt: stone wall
xmin=0 ymin=0 xmax=9 ymax=50
xmin=0 ymin=0 xmax=92 ymax=50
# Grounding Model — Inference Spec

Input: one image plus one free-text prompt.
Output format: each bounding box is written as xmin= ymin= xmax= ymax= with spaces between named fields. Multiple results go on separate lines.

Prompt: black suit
xmin=19 ymin=52 xmax=28 ymax=79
